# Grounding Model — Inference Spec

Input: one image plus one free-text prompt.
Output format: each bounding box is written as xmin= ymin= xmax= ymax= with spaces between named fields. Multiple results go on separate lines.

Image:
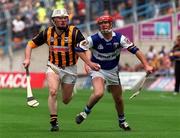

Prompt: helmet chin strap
xmin=99 ymin=23 xmax=112 ymax=34
xmin=51 ymin=19 xmax=56 ymax=27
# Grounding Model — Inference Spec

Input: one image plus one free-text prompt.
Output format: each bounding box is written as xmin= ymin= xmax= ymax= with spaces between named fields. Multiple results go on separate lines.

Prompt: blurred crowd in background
xmin=120 ymin=45 xmax=173 ymax=76
xmin=1 ymin=0 xmax=179 ymax=43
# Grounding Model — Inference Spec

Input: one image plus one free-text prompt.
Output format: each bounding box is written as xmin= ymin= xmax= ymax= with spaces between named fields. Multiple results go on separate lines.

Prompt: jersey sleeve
xmin=76 ymin=29 xmax=85 ymax=43
xmin=74 ymin=28 xmax=86 ymax=52
xmin=76 ymin=36 xmax=93 ymax=52
xmin=87 ymin=36 xmax=93 ymax=48
xmin=120 ymin=35 xmax=139 ymax=54
xmin=120 ymin=35 xmax=133 ymax=49
xmin=75 ymin=29 xmax=94 ymax=52
xmin=27 ymin=29 xmax=47 ymax=48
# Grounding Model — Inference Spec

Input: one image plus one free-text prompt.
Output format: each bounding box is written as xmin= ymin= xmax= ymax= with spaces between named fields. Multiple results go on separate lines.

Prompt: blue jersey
xmin=86 ymin=31 xmax=133 ymax=70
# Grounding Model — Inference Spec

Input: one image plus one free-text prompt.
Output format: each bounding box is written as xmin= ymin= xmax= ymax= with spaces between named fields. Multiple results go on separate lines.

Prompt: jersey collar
xmin=98 ymin=31 xmax=116 ymax=41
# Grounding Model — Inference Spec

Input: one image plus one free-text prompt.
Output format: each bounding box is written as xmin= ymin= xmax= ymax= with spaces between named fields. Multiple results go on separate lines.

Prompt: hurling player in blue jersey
xmin=75 ymin=15 xmax=154 ymax=131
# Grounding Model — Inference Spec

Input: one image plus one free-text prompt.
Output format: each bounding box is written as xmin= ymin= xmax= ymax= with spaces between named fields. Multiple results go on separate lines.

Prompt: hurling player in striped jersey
xmin=75 ymin=15 xmax=153 ymax=131
xmin=23 ymin=8 xmax=100 ymax=132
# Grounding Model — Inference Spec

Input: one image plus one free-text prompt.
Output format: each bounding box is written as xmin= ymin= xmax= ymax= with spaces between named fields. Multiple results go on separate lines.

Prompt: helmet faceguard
xmin=96 ymin=15 xmax=113 ymax=34
xmin=51 ymin=9 xmax=69 ymax=31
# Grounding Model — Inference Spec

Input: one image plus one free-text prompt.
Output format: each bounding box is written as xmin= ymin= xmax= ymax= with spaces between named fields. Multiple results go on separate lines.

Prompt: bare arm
xmin=84 ymin=50 xmax=92 ymax=73
xmin=76 ymin=38 xmax=100 ymax=71
xmin=76 ymin=51 xmax=100 ymax=71
xmin=135 ymin=50 xmax=153 ymax=73
xmin=172 ymin=51 xmax=180 ymax=57
xmin=23 ymin=45 xmax=33 ymax=68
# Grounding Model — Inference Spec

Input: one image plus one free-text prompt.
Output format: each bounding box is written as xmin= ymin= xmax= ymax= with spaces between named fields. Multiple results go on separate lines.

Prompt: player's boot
xmin=75 ymin=112 xmax=87 ymax=124
xmin=119 ymin=121 xmax=131 ymax=131
xmin=50 ymin=121 xmax=59 ymax=132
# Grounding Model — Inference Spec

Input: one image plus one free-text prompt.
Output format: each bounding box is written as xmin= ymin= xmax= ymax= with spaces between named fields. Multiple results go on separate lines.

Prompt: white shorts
xmin=90 ymin=66 xmax=120 ymax=86
xmin=46 ymin=62 xmax=77 ymax=84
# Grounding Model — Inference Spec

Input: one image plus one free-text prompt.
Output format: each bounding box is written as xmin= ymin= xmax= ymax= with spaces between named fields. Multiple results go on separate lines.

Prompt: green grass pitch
xmin=0 ymin=88 xmax=180 ymax=138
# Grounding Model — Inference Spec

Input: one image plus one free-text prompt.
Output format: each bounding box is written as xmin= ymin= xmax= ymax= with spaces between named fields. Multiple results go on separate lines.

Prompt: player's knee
xmin=49 ymin=89 xmax=57 ymax=97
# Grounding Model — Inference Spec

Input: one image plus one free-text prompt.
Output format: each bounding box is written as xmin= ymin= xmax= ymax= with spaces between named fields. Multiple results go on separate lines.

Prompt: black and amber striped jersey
xmin=27 ymin=25 xmax=85 ymax=67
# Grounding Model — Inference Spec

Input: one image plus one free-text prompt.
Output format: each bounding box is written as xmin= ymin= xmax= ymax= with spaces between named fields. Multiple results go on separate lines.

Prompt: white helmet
xmin=51 ymin=9 xmax=69 ymax=18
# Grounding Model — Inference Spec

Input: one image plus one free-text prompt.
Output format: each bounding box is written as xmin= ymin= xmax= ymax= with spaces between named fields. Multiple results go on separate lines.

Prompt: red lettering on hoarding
xmin=0 ymin=72 xmax=46 ymax=88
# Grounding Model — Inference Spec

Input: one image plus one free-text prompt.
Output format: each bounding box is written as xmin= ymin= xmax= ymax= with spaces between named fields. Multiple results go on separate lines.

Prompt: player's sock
xmin=50 ymin=114 xmax=59 ymax=131
xmin=75 ymin=105 xmax=91 ymax=124
xmin=84 ymin=105 xmax=91 ymax=115
xmin=50 ymin=114 xmax=58 ymax=124
xmin=118 ymin=114 xmax=131 ymax=131
xmin=118 ymin=114 xmax=126 ymax=124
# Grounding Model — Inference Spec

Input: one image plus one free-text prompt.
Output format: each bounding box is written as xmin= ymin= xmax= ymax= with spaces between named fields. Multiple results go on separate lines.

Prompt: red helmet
xmin=96 ymin=15 xmax=113 ymax=33
xmin=97 ymin=15 xmax=113 ymax=24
